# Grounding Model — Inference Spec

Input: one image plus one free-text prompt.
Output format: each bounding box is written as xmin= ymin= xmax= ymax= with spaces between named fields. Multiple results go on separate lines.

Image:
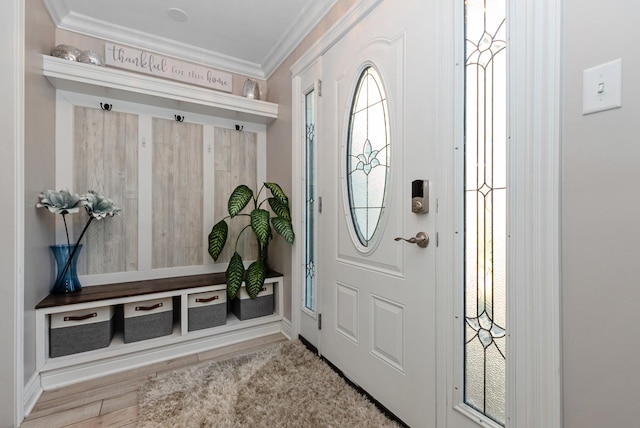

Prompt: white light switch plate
xmin=583 ymin=58 xmax=622 ymax=115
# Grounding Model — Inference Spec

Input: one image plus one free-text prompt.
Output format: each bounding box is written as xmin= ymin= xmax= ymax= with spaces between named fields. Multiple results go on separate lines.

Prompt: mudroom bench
xmin=34 ymin=271 xmax=284 ymax=389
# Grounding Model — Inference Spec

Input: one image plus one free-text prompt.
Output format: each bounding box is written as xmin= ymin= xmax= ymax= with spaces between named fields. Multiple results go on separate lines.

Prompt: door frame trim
xmin=507 ymin=0 xmax=563 ymax=426
xmin=292 ymin=58 xmax=322 ymax=347
xmin=435 ymin=0 xmax=563 ymax=426
xmin=290 ymin=0 xmax=383 ymax=343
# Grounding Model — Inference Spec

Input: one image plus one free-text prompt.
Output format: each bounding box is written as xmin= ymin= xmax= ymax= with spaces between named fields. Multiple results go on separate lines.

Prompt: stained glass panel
xmin=464 ymin=0 xmax=507 ymax=425
xmin=304 ymin=90 xmax=316 ymax=311
xmin=347 ymin=66 xmax=390 ymax=247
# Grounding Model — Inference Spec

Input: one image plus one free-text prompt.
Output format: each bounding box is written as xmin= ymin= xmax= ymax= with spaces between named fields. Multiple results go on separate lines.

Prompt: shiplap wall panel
xmin=73 ymin=106 xmax=139 ymax=274
xmin=152 ymin=118 xmax=204 ymax=268
xmin=214 ymin=128 xmax=258 ymax=263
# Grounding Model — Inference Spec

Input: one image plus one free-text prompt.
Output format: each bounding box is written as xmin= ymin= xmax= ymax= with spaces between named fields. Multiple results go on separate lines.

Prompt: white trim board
xmin=290 ymin=73 xmax=303 ymax=343
xmin=1 ymin=0 xmax=26 ymax=426
xmin=22 ymin=373 xmax=41 ymax=419
xmin=43 ymin=55 xmax=278 ymax=124
xmin=507 ymin=0 xmax=563 ymax=426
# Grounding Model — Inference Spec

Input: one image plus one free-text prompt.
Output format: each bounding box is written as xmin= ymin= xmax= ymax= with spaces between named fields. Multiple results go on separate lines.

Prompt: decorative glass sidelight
xmin=464 ymin=0 xmax=507 ymax=424
xmin=346 ymin=66 xmax=390 ymax=248
xmin=304 ymin=90 xmax=316 ymax=311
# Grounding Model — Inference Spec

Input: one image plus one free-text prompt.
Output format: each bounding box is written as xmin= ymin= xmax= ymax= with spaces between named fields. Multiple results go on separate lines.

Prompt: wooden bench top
xmin=36 ymin=270 xmax=283 ymax=309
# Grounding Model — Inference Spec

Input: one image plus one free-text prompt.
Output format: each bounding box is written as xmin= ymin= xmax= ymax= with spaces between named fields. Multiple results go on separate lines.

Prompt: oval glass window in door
xmin=346 ymin=66 xmax=390 ymax=248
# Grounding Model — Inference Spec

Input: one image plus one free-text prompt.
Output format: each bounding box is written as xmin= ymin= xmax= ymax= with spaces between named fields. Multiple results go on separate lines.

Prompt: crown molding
xmin=42 ymin=0 xmax=335 ymax=80
xmin=56 ymin=10 xmax=265 ymax=79
xmin=290 ymin=0 xmax=383 ymax=76
xmin=262 ymin=0 xmax=337 ymax=78
xmin=42 ymin=0 xmax=71 ymax=26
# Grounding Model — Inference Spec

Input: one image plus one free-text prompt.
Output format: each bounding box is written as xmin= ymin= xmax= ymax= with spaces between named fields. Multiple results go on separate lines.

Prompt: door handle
xmin=394 ymin=232 xmax=429 ymax=248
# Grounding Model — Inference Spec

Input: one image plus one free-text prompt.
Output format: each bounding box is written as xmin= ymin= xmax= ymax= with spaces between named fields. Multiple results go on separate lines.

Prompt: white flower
xmin=84 ymin=190 xmax=122 ymax=220
xmin=37 ymin=188 xmax=121 ymax=248
xmin=36 ymin=189 xmax=87 ymax=215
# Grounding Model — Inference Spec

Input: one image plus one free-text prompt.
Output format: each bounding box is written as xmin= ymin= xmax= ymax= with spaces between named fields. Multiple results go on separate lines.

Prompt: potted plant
xmin=207 ymin=182 xmax=294 ymax=300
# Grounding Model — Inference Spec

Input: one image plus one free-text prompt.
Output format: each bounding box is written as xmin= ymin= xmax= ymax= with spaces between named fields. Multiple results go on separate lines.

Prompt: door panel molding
xmin=370 ymin=294 xmax=405 ymax=372
xmin=335 ymin=281 xmax=359 ymax=343
xmin=337 ymin=36 xmax=404 ymax=258
xmin=334 ymin=35 xmax=406 ymax=276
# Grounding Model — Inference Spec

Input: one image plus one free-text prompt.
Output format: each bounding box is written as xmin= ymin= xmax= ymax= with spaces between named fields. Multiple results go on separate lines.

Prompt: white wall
xmin=23 ymin=0 xmax=57 ymax=391
xmin=0 ymin=1 xmax=22 ymax=425
xmin=562 ymin=1 xmax=640 ymax=427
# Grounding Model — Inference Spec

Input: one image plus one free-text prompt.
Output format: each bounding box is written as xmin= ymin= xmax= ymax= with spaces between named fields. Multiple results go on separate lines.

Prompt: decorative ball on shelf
xmin=50 ymin=44 xmax=82 ymax=61
xmin=78 ymin=50 xmax=105 ymax=66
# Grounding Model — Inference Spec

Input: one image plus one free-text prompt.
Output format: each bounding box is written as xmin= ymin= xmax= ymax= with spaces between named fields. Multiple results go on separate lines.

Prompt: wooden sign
xmin=105 ymin=43 xmax=232 ymax=93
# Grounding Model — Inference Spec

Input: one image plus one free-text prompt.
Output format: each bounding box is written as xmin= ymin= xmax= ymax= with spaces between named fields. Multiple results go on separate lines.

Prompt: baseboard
xmin=298 ymin=334 xmax=408 ymax=428
xmin=23 ymin=372 xmax=42 ymax=418
xmin=280 ymin=317 xmax=293 ymax=340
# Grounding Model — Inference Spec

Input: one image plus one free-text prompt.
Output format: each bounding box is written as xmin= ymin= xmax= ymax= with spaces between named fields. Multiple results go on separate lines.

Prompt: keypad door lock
xmin=412 ymin=179 xmax=429 ymax=214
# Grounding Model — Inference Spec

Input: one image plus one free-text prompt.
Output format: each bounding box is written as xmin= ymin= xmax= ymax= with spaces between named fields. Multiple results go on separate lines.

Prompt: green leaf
xmin=271 ymin=217 xmax=295 ymax=244
xmin=207 ymin=220 xmax=228 ymax=261
xmin=268 ymin=197 xmax=291 ymax=221
xmin=251 ymin=208 xmax=271 ymax=246
xmin=225 ymin=252 xmax=245 ymax=300
xmin=265 ymin=182 xmax=288 ymax=205
xmin=245 ymin=261 xmax=266 ymax=299
xmin=228 ymin=185 xmax=253 ymax=217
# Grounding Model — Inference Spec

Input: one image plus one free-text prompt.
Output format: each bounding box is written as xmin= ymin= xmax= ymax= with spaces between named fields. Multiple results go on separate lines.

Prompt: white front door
xmin=297 ymin=0 xmax=561 ymax=426
xmin=315 ymin=2 xmax=439 ymax=426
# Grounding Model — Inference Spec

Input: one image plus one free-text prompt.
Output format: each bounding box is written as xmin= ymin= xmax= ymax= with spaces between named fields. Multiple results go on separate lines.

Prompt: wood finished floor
xmin=21 ymin=333 xmax=288 ymax=427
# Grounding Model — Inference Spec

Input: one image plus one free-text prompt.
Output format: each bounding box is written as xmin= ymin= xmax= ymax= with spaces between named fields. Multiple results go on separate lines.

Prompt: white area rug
xmin=138 ymin=340 xmax=400 ymax=427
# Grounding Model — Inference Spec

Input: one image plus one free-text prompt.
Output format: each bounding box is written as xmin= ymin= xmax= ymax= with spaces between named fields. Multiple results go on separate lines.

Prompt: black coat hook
xmin=235 ymin=124 xmax=243 ymax=131
xmin=100 ymin=103 xmax=112 ymax=111
xmin=175 ymin=115 xmax=185 ymax=122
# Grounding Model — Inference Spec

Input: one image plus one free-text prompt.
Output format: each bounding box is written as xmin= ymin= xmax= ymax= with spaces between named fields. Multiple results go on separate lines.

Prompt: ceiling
xmin=43 ymin=0 xmax=337 ymax=79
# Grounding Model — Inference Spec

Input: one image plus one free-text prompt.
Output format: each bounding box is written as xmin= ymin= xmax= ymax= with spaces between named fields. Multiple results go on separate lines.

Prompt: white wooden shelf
xmin=42 ymin=55 xmax=278 ymax=124
xmin=35 ymin=274 xmax=284 ymax=389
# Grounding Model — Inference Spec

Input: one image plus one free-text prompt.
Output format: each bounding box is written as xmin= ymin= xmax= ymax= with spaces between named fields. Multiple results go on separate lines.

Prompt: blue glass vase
xmin=50 ymin=244 xmax=82 ymax=294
